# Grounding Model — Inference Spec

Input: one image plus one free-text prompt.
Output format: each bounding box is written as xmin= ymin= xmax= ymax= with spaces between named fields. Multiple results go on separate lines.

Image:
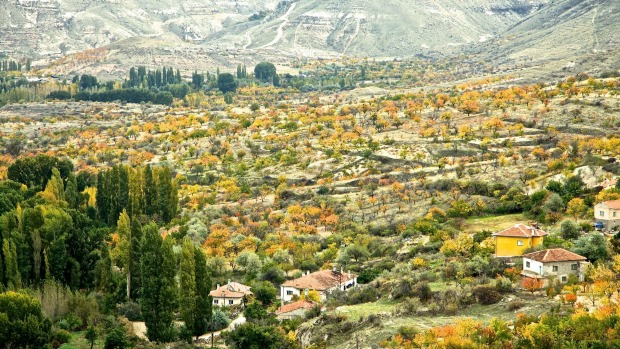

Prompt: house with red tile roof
xmin=210 ymin=281 xmax=252 ymax=307
xmin=521 ymin=248 xmax=588 ymax=286
xmin=280 ymin=269 xmax=357 ymax=303
xmin=275 ymin=300 xmax=317 ymax=320
xmin=594 ymin=200 xmax=620 ymax=232
xmin=492 ymin=223 xmax=547 ymax=257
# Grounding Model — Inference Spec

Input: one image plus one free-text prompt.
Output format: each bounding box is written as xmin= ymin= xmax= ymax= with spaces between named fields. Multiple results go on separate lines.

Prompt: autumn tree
xmin=522 ymin=277 xmax=544 ymax=294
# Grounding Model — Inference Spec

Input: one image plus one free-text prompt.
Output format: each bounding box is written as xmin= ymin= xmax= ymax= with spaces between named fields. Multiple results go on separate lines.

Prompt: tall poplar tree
xmin=194 ymin=246 xmax=212 ymax=338
xmin=129 ymin=218 xmax=142 ymax=299
xmin=144 ymin=165 xmax=155 ymax=216
xmin=179 ymin=239 xmax=197 ymax=339
xmin=141 ymin=223 xmax=177 ymax=342
xmin=114 ymin=210 xmax=131 ymax=299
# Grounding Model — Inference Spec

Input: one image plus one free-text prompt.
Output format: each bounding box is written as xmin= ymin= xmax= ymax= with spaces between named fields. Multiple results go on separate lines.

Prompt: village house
xmin=492 ymin=223 xmax=547 ymax=257
xmin=275 ymin=300 xmax=317 ymax=320
xmin=520 ymin=248 xmax=588 ymax=286
xmin=209 ymin=281 xmax=252 ymax=307
xmin=280 ymin=269 xmax=357 ymax=304
xmin=594 ymin=200 xmax=620 ymax=232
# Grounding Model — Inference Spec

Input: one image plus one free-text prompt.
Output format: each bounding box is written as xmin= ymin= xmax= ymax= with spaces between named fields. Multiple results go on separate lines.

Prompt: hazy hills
xmin=1 ymin=0 xmax=618 ymax=75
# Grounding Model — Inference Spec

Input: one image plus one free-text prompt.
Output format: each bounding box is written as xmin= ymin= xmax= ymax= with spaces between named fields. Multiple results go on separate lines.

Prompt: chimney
xmin=228 ymin=279 xmax=231 ymax=285
xmin=217 ymin=284 xmax=220 ymax=289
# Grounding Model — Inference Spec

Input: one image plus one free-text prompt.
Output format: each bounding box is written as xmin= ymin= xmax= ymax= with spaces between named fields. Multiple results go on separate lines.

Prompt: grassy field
xmin=332 ymin=299 xmax=399 ymax=321
xmin=323 ymin=291 xmax=553 ymax=349
xmin=58 ymin=331 xmax=103 ymax=349
xmin=464 ymin=214 xmax=527 ymax=232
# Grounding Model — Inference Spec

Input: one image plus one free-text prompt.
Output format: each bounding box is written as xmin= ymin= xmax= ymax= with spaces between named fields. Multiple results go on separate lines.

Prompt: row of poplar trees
xmin=1 ymin=155 xmax=212 ymax=342
xmin=108 ymin=214 xmax=212 ymax=342
xmin=96 ymin=164 xmax=178 ymax=226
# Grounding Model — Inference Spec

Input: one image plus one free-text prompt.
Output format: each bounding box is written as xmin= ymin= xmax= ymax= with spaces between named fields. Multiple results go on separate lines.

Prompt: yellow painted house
xmin=493 ymin=223 xmax=547 ymax=257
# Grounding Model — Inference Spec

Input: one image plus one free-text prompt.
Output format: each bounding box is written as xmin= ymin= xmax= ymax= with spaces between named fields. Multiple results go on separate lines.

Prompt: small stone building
xmin=521 ymin=248 xmax=588 ymax=286
xmin=210 ymin=281 xmax=252 ymax=307
xmin=594 ymin=200 xmax=620 ymax=232
xmin=275 ymin=300 xmax=317 ymax=320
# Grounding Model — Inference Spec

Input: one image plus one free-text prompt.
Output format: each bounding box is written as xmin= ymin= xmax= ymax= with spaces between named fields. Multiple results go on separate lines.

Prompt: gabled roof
xmin=276 ymin=300 xmax=316 ymax=315
xmin=599 ymin=200 xmax=620 ymax=210
xmin=210 ymin=282 xmax=252 ymax=298
xmin=522 ymin=248 xmax=587 ymax=263
xmin=492 ymin=223 xmax=547 ymax=238
xmin=281 ymin=270 xmax=357 ymax=291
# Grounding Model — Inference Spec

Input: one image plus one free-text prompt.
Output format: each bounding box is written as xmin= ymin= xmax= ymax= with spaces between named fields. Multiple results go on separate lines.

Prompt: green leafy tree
xmin=193 ymin=247 xmax=212 ymax=337
xmin=113 ymin=210 xmax=131 ymax=299
xmin=218 ymin=73 xmax=237 ymax=94
xmin=140 ymin=223 xmax=177 ymax=342
xmin=85 ymin=326 xmax=97 ymax=349
xmin=224 ymin=322 xmax=299 ymax=349
xmin=179 ymin=239 xmax=197 ymax=340
xmin=573 ymin=233 xmax=609 ymax=262
xmin=0 ymin=291 xmax=52 ymax=349
xmin=129 ymin=218 xmax=142 ymax=299
xmin=65 ymin=173 xmax=79 ymax=209
xmin=254 ymin=62 xmax=277 ymax=83
xmin=2 ymin=240 xmax=21 ymax=289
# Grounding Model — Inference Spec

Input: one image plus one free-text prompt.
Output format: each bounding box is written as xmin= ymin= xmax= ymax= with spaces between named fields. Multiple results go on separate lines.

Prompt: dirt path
xmin=259 ymin=2 xmax=297 ymax=49
xmin=132 ymin=315 xmax=246 ymax=341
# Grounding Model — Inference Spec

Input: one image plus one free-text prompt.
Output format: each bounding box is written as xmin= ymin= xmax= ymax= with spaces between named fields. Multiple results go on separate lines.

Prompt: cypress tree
xmin=179 ymin=239 xmax=197 ymax=339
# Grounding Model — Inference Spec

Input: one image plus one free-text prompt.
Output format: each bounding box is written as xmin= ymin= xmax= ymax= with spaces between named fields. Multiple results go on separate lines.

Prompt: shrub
xmin=507 ymin=300 xmax=526 ymax=311
xmin=210 ymin=309 xmax=231 ymax=331
xmin=495 ymin=276 xmax=513 ymax=293
xmin=472 ymin=285 xmax=502 ymax=305
xmin=117 ymin=301 xmax=142 ymax=321
xmin=395 ymin=297 xmax=421 ymax=316
xmin=104 ymin=329 xmax=127 ymax=349
xmin=305 ymin=305 xmax=322 ymax=319
xmin=52 ymin=329 xmax=72 ymax=348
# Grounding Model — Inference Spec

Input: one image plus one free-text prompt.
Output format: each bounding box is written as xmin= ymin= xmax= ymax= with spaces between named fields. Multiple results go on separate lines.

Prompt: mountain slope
xmin=487 ymin=0 xmax=620 ymax=62
xmin=212 ymin=0 xmax=550 ymax=57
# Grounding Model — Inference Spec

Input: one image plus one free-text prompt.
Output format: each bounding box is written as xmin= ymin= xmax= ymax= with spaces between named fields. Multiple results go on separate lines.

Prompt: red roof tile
xmin=522 ymin=248 xmax=587 ymax=263
xmin=601 ymin=200 xmax=620 ymax=210
xmin=281 ymin=270 xmax=357 ymax=291
xmin=276 ymin=300 xmax=316 ymax=315
xmin=493 ymin=223 xmax=547 ymax=238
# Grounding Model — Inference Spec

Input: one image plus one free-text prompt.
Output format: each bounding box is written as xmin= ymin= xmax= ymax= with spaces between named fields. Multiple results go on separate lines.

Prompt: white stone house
xmin=280 ymin=269 xmax=357 ymax=304
xmin=209 ymin=281 xmax=252 ymax=307
xmin=521 ymin=248 xmax=588 ymax=286
xmin=594 ymin=200 xmax=620 ymax=232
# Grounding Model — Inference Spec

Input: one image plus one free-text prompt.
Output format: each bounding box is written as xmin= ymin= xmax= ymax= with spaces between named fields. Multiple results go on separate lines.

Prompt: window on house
xmin=517 ymin=240 xmax=523 ymax=246
xmin=552 ymin=266 xmax=558 ymax=272
xmin=562 ymin=276 xmax=567 ymax=282
xmin=286 ymin=290 xmax=294 ymax=295
xmin=614 ymin=212 xmax=617 ymax=217
xmin=526 ymin=261 xmax=530 ymax=268
xmin=571 ymin=264 xmax=578 ymax=270
xmin=213 ymin=299 xmax=219 ymax=304
xmin=601 ymin=211 xmax=605 ymax=217
xmin=229 ymin=300 xmax=234 ymax=305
